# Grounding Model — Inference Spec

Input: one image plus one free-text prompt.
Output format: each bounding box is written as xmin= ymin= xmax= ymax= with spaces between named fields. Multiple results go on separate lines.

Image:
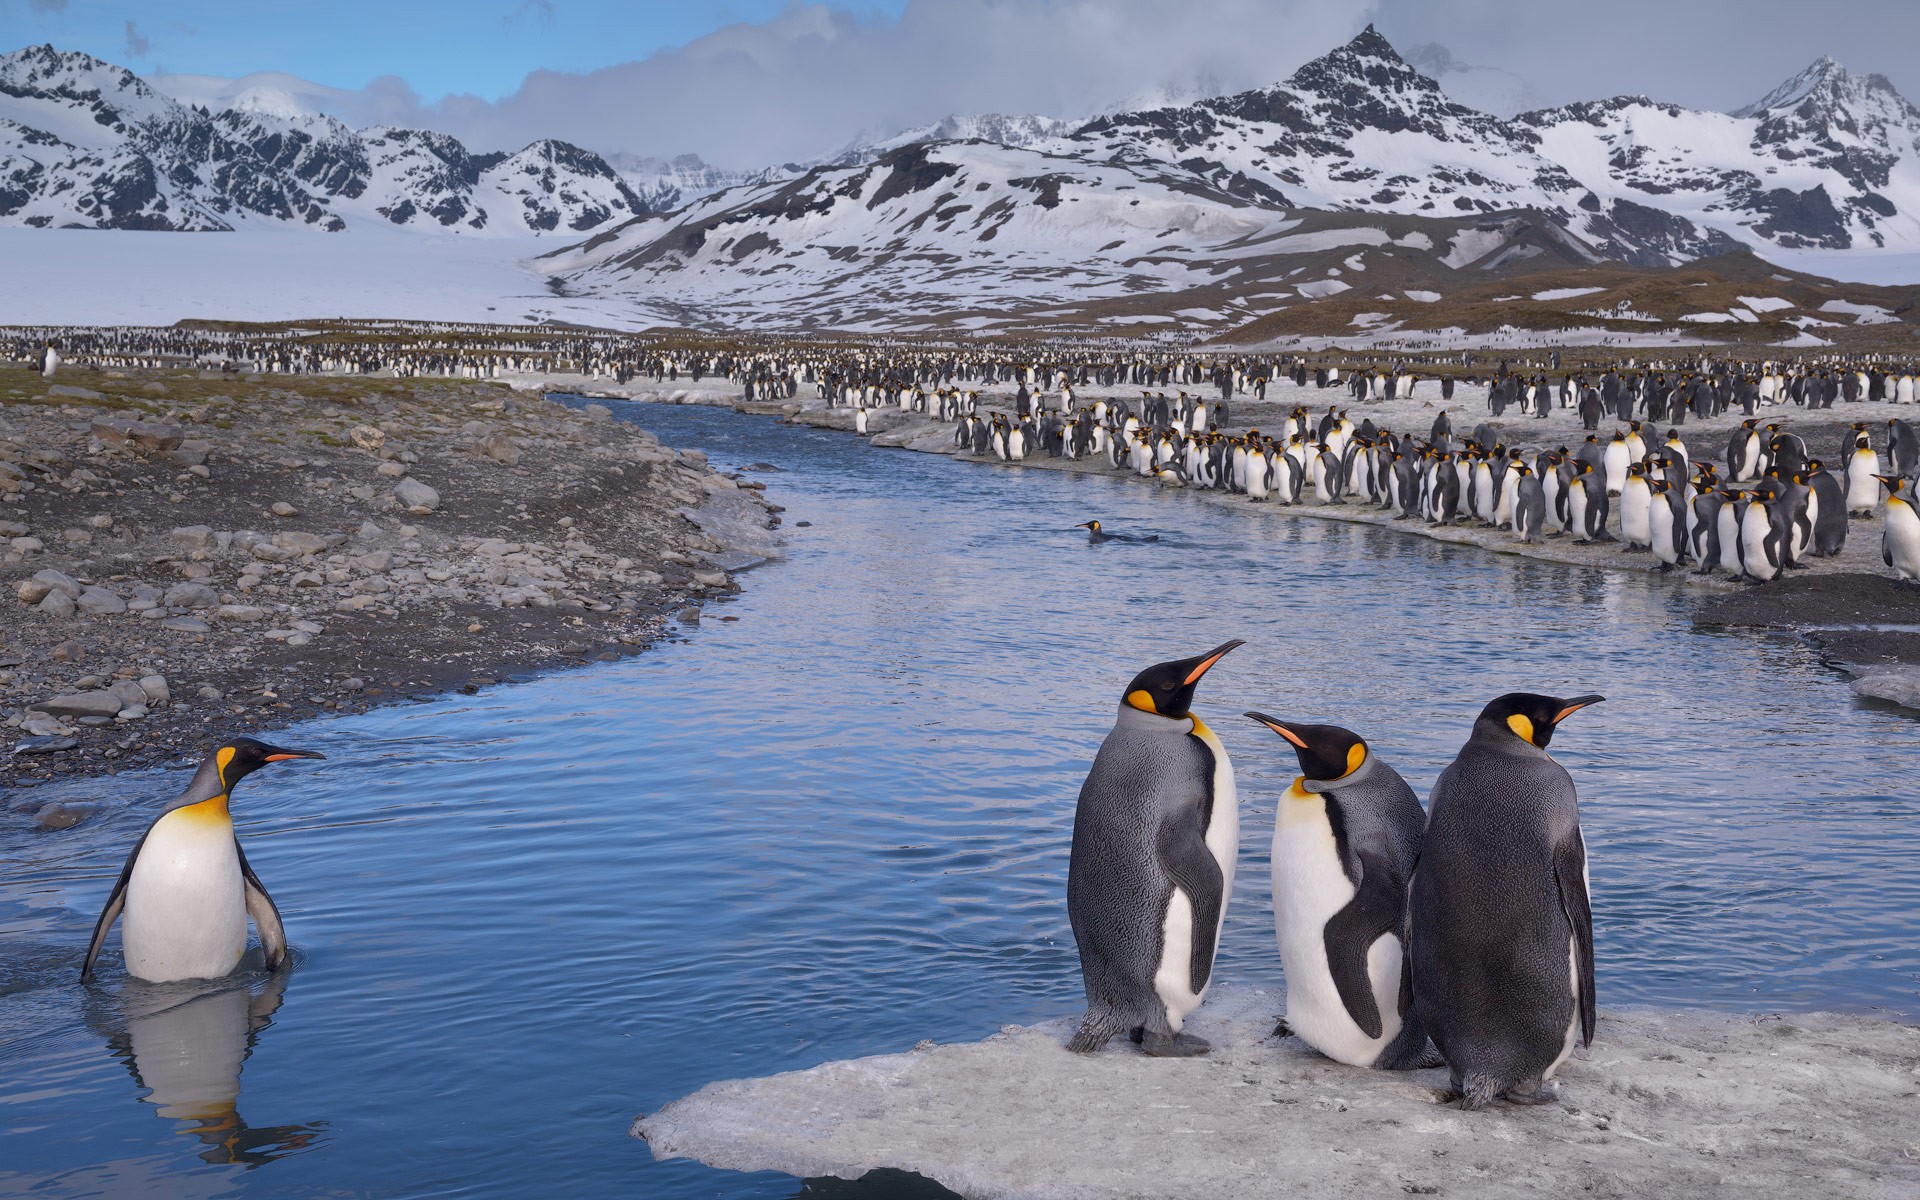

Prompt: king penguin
xmin=1409 ymin=692 xmax=1603 ymax=1110
xmin=82 ymin=737 xmax=325 ymax=984
xmin=1068 ymin=640 xmax=1244 ymax=1057
xmin=1243 ymin=714 xmax=1434 ymax=1070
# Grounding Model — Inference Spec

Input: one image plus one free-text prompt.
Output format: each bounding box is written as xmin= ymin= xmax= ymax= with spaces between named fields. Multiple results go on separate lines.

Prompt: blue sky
xmin=8 ymin=0 xmax=908 ymax=99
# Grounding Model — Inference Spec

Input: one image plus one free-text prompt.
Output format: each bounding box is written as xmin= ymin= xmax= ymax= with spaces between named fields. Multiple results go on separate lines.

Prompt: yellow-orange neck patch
xmin=1506 ymin=713 xmax=1536 ymax=744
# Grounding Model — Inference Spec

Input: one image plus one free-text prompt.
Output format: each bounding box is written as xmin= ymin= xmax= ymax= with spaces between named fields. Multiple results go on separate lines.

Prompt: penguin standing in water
xmin=83 ymin=738 xmax=325 ymax=983
xmin=1410 ymin=693 xmax=1603 ymax=1110
xmin=1243 ymin=715 xmax=1433 ymax=1070
xmin=1068 ymin=641 xmax=1244 ymax=1056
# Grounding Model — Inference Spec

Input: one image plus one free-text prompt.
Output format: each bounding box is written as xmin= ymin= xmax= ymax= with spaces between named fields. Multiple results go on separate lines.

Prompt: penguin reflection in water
xmin=1410 ymin=693 xmax=1603 ymax=1109
xmin=1075 ymin=519 xmax=1159 ymax=544
xmin=100 ymin=972 xmax=324 ymax=1165
xmin=1242 ymin=715 xmax=1436 ymax=1070
xmin=1067 ymin=641 xmax=1243 ymax=1056
xmin=83 ymin=737 xmax=325 ymax=984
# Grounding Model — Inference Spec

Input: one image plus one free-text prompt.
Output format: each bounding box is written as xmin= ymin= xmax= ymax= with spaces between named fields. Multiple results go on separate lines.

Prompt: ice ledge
xmin=634 ymin=985 xmax=1920 ymax=1200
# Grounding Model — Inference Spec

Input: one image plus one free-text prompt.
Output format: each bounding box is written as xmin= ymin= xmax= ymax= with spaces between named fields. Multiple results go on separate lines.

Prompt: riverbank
xmin=542 ymin=374 xmax=1920 ymax=713
xmin=0 ymin=366 xmax=780 ymax=801
xmin=635 ymin=983 xmax=1920 ymax=1200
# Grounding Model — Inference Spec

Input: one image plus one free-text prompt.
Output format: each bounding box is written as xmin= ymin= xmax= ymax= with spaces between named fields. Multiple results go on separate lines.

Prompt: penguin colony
xmin=1070 ymin=645 xmax=1605 ymax=1109
xmin=842 ymin=365 xmax=1920 ymax=586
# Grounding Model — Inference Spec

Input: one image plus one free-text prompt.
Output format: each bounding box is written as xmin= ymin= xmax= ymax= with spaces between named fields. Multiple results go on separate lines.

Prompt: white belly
xmin=1154 ymin=723 xmax=1238 ymax=1031
xmin=1270 ymin=788 xmax=1401 ymax=1066
xmin=122 ymin=812 xmax=247 ymax=982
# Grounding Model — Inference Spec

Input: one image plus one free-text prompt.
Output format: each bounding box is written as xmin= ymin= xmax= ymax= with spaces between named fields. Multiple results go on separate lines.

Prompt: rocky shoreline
xmin=0 ymin=365 xmax=781 ymax=807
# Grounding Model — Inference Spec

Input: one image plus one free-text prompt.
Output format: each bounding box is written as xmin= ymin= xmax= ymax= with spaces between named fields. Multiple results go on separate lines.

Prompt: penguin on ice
xmin=1075 ymin=520 xmax=1158 ymax=545
xmin=1243 ymin=714 xmax=1434 ymax=1070
xmin=83 ymin=737 xmax=325 ymax=984
xmin=1068 ymin=641 xmax=1244 ymax=1057
xmin=1410 ymin=693 xmax=1603 ymax=1110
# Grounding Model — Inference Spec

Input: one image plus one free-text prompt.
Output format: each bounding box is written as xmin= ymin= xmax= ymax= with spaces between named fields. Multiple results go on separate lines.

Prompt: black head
xmin=1122 ymin=640 xmax=1244 ymax=719
xmin=1244 ymin=714 xmax=1368 ymax=781
xmin=1474 ymin=692 xmax=1603 ymax=750
xmin=1076 ymin=520 xmax=1101 ymax=532
xmin=213 ymin=735 xmax=325 ymax=792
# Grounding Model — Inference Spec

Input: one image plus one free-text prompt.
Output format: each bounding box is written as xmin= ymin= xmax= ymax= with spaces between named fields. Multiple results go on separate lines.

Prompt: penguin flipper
xmin=1155 ymin=805 xmax=1224 ymax=996
xmin=1321 ymin=850 xmax=1403 ymax=1040
xmin=236 ymin=841 xmax=288 ymax=971
xmin=81 ymin=829 xmax=149 ymax=983
xmin=1554 ymin=834 xmax=1597 ymax=1048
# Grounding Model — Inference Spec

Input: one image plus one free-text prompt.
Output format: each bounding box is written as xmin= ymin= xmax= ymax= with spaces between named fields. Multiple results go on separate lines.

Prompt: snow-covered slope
xmin=0 ymin=44 xmax=649 ymax=234
xmin=535 ymin=138 xmax=1621 ymax=333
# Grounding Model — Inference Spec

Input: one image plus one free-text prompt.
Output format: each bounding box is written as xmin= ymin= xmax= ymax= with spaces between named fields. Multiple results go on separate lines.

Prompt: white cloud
xmin=407 ymin=0 xmax=1375 ymax=164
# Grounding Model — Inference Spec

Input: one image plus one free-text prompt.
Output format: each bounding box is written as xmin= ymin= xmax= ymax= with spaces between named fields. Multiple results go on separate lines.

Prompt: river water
xmin=2 ymin=399 xmax=1914 ymax=1199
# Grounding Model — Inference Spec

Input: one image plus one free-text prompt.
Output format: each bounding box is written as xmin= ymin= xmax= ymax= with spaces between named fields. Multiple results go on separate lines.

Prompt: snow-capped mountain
xmin=0 ymin=44 xmax=648 ymax=233
xmin=540 ymin=27 xmax=1920 ymax=331
xmin=5 ymin=27 xmax=1918 ymax=336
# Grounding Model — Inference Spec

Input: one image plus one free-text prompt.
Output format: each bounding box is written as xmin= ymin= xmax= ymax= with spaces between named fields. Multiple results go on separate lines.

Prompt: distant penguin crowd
xmin=840 ymin=357 xmax=1920 ymax=587
xmin=1070 ymin=642 xmax=1603 ymax=1109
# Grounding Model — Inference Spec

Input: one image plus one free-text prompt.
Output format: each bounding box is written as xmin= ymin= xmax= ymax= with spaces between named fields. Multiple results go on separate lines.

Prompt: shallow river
xmin=2 ymin=399 xmax=1915 ymax=1199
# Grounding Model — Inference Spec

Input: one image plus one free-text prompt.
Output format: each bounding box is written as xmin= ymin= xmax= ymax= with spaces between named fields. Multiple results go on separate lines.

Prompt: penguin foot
xmin=1141 ymin=1031 xmax=1211 ymax=1058
xmin=1502 ymin=1080 xmax=1562 ymax=1106
xmin=1270 ymin=1017 xmax=1293 ymax=1039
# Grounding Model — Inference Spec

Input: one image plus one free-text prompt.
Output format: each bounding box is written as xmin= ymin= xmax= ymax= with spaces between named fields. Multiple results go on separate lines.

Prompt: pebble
xmin=11 ymin=735 xmax=77 ymax=756
xmin=394 ymin=478 xmax=440 ymax=513
xmin=77 ymin=586 xmax=126 ymax=615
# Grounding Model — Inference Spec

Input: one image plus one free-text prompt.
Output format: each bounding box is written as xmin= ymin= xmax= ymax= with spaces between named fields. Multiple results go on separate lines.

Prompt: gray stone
xmin=480 ymin=433 xmax=521 ymax=465
xmin=29 ymin=690 xmax=124 ymax=718
xmin=37 ymin=590 xmax=75 ymax=618
xmin=216 ymin=604 xmax=267 ymax=622
xmin=161 ymin=616 xmax=211 ymax=633
xmin=116 ymin=703 xmax=149 ymax=720
xmin=162 ymin=582 xmax=220 ymax=609
xmin=77 ymin=586 xmax=126 ymax=615
xmin=350 ymin=425 xmax=386 ymax=450
xmin=11 ymin=735 xmax=78 ymax=756
xmin=170 ymin=524 xmax=215 ymax=548
xmin=273 ymin=531 xmax=330 ymax=556
xmin=394 ymin=478 xmax=440 ymax=513
xmin=138 ymin=675 xmax=170 ymax=705
xmin=35 ymin=801 xmax=99 ymax=831
xmin=270 ymin=501 xmax=298 ymax=517
xmin=1852 ymin=667 xmax=1920 ymax=710
xmin=108 ymin=679 xmax=149 ymax=709
xmin=91 ymin=418 xmax=184 ymax=452
xmin=49 ymin=384 xmax=106 ymax=400
xmin=167 ymin=440 xmax=212 ymax=467
xmin=30 ymin=569 xmax=81 ymax=599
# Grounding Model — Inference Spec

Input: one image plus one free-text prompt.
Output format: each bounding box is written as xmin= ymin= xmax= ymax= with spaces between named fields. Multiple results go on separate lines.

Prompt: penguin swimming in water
xmin=1076 ymin=520 xmax=1159 ymax=544
xmin=1068 ymin=641 xmax=1244 ymax=1057
xmin=1243 ymin=714 xmax=1433 ymax=1070
xmin=1410 ymin=692 xmax=1603 ymax=1110
xmin=82 ymin=737 xmax=325 ymax=983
